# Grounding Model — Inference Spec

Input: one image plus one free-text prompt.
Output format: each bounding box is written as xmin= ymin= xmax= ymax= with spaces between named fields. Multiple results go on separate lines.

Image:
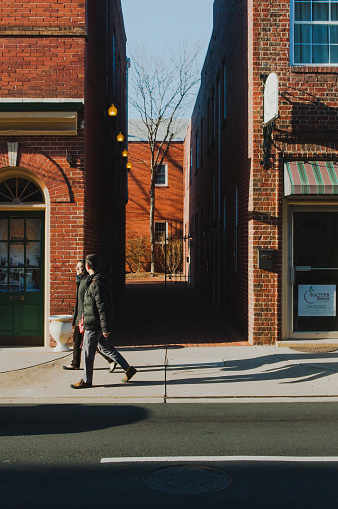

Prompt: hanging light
xmin=108 ymin=103 xmax=117 ymax=116
xmin=122 ymin=149 xmax=128 ymax=158
xmin=126 ymin=162 xmax=132 ymax=169
xmin=117 ymin=132 xmax=124 ymax=142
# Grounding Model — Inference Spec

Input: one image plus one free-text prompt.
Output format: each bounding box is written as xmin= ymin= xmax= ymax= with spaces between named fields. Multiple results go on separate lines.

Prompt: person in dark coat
xmin=71 ymin=254 xmax=136 ymax=388
xmin=63 ymin=260 xmax=116 ymax=372
xmin=62 ymin=260 xmax=88 ymax=370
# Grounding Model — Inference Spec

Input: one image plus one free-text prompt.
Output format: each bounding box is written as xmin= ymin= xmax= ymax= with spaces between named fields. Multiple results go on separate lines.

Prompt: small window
xmin=155 ymin=164 xmax=168 ymax=186
xmin=234 ymin=185 xmax=238 ymax=272
xmin=196 ymin=129 xmax=200 ymax=174
xmin=189 ymin=146 xmax=193 ymax=184
xmin=155 ymin=221 xmax=167 ymax=243
xmin=223 ymin=65 xmax=227 ymax=120
xmin=0 ymin=177 xmax=44 ymax=204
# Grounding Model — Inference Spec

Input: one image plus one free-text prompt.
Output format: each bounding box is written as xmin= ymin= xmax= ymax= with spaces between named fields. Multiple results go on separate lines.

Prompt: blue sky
xmin=121 ymin=0 xmax=215 ymax=118
xmin=121 ymin=0 xmax=214 ymax=62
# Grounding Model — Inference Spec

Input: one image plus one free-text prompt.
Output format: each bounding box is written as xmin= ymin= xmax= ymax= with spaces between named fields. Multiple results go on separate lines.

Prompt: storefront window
xmin=0 ymin=216 xmax=42 ymax=293
xmin=293 ymin=211 xmax=338 ymax=332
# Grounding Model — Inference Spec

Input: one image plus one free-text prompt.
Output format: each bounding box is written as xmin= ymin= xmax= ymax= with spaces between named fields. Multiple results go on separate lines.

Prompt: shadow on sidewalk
xmin=94 ymin=350 xmax=338 ymax=388
xmin=112 ymin=281 xmax=247 ymax=347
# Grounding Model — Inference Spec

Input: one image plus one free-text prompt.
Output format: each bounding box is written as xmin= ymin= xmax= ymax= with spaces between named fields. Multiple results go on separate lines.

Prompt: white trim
xmin=7 ymin=142 xmax=18 ymax=167
xmin=154 ymin=220 xmax=168 ymax=243
xmin=101 ymin=456 xmax=338 ymax=464
xmin=155 ymin=163 xmax=168 ymax=187
xmin=0 ymin=98 xmax=84 ymax=104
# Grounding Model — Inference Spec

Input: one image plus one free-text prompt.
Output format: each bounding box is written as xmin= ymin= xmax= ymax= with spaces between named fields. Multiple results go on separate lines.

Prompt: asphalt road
xmin=0 ymin=402 xmax=337 ymax=508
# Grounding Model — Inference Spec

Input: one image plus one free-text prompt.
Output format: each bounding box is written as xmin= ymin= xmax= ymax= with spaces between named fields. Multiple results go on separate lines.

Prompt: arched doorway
xmin=0 ymin=175 xmax=46 ymax=345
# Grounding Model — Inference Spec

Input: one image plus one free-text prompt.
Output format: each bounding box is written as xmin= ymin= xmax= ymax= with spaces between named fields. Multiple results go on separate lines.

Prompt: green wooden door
xmin=0 ymin=212 xmax=44 ymax=345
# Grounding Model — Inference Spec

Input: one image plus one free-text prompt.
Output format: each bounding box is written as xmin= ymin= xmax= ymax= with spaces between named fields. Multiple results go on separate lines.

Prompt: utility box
xmin=258 ymin=249 xmax=277 ymax=271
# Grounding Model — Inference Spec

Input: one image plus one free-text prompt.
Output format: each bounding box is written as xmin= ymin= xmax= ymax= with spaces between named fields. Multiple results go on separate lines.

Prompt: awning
xmin=284 ymin=161 xmax=338 ymax=196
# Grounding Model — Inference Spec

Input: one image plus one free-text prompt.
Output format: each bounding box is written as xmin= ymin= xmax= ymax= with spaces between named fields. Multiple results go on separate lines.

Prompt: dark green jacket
xmin=83 ymin=272 xmax=114 ymax=333
xmin=72 ymin=273 xmax=89 ymax=326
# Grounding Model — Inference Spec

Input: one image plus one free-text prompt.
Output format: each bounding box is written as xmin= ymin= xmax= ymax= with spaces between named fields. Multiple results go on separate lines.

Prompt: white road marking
xmin=101 ymin=455 xmax=338 ymax=463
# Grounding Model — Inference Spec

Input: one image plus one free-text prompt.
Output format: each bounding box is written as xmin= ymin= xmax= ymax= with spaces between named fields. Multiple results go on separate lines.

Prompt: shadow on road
xmin=0 ymin=404 xmax=150 ymax=436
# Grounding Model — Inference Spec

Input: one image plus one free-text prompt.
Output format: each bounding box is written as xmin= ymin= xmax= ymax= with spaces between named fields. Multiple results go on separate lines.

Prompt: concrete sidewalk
xmin=0 ymin=344 xmax=337 ymax=403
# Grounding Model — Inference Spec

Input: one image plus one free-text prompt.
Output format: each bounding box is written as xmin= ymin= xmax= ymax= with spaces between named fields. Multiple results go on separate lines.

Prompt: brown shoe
xmin=70 ymin=379 xmax=92 ymax=389
xmin=122 ymin=366 xmax=137 ymax=383
xmin=63 ymin=365 xmax=80 ymax=370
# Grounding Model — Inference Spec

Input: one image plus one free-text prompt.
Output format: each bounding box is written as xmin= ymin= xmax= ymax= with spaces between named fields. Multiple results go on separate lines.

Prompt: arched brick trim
xmin=18 ymin=147 xmax=72 ymax=203
xmin=0 ymin=145 xmax=72 ymax=203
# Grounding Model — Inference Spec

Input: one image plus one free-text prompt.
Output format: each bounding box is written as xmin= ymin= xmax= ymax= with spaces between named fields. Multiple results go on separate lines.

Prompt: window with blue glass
xmin=292 ymin=0 xmax=338 ymax=64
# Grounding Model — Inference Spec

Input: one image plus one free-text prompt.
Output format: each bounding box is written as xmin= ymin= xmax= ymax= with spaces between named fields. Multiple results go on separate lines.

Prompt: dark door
xmin=0 ymin=212 xmax=44 ymax=345
xmin=292 ymin=211 xmax=338 ymax=334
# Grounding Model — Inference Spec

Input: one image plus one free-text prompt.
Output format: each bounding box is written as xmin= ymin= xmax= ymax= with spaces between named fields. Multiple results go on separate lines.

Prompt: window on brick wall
xmin=196 ymin=129 xmax=200 ymax=174
xmin=155 ymin=164 xmax=168 ymax=186
xmin=291 ymin=0 xmax=338 ymax=64
xmin=155 ymin=221 xmax=167 ymax=243
xmin=212 ymin=87 xmax=216 ymax=142
xmin=207 ymin=98 xmax=211 ymax=149
xmin=200 ymin=116 xmax=204 ymax=165
xmin=234 ymin=185 xmax=238 ymax=272
xmin=189 ymin=146 xmax=193 ymax=184
xmin=223 ymin=64 xmax=227 ymax=120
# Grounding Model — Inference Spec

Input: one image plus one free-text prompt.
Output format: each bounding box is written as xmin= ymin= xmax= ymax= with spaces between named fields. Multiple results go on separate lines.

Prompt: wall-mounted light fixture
xmin=126 ymin=162 xmax=132 ymax=169
xmin=117 ymin=132 xmax=124 ymax=142
xmin=66 ymin=150 xmax=75 ymax=167
xmin=122 ymin=149 xmax=128 ymax=158
xmin=108 ymin=103 xmax=117 ymax=117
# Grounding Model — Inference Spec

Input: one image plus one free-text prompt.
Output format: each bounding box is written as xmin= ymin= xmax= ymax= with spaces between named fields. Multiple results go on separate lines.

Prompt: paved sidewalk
xmin=0 ymin=344 xmax=337 ymax=403
xmin=1 ymin=280 xmax=337 ymax=403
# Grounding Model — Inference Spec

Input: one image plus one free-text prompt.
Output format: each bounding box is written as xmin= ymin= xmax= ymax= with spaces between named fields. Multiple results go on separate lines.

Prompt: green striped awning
xmin=284 ymin=161 xmax=338 ymax=196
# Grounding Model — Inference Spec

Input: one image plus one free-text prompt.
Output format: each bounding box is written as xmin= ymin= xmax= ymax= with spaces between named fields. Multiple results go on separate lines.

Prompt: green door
xmin=0 ymin=212 xmax=44 ymax=345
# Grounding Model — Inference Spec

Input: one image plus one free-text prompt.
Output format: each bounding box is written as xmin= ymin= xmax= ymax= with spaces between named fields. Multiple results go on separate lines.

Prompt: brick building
xmin=184 ymin=0 xmax=338 ymax=345
xmin=126 ymin=120 xmax=186 ymax=273
xmin=0 ymin=0 xmax=127 ymax=346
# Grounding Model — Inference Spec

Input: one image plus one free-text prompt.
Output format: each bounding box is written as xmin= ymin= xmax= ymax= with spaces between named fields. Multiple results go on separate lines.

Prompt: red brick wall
xmin=186 ymin=0 xmax=338 ymax=344
xmin=126 ymin=141 xmax=184 ymax=272
xmin=248 ymin=0 xmax=338 ymax=343
xmin=0 ymin=1 xmax=86 ymax=97
xmin=0 ymin=1 xmax=86 ymax=25
xmin=0 ymin=38 xmax=85 ymax=97
xmin=186 ymin=0 xmax=249 ymax=332
xmin=84 ymin=0 xmax=127 ymax=296
xmin=0 ymin=0 xmax=127 ymax=346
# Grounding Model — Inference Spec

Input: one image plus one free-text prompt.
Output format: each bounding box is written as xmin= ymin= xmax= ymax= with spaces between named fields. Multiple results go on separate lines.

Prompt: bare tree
xmin=125 ymin=233 xmax=147 ymax=273
xmin=129 ymin=41 xmax=201 ymax=275
xmin=156 ymin=234 xmax=183 ymax=275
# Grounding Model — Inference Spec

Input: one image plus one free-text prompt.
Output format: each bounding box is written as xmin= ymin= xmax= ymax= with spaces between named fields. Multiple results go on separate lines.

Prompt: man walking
xmin=71 ymin=254 xmax=136 ymax=389
xmin=63 ymin=259 xmax=116 ymax=373
xmin=63 ymin=259 xmax=87 ymax=370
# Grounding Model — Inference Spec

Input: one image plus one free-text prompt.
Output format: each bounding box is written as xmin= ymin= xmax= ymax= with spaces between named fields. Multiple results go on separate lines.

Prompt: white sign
xmin=298 ymin=285 xmax=336 ymax=317
xmin=263 ymin=73 xmax=279 ymax=125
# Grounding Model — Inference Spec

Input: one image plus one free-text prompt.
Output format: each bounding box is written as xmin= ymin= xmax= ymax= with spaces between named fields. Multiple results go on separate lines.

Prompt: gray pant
xmin=82 ymin=329 xmax=130 ymax=384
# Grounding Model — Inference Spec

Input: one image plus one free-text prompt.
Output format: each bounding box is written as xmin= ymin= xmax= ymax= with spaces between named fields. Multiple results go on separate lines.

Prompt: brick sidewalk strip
xmin=112 ymin=280 xmax=249 ymax=347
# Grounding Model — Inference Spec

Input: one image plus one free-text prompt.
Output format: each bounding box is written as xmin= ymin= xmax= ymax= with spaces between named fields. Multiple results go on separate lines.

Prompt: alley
xmin=111 ymin=278 xmax=249 ymax=348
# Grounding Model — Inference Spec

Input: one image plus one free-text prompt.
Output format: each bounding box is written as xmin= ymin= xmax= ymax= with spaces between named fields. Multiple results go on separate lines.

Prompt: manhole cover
xmin=143 ymin=465 xmax=232 ymax=494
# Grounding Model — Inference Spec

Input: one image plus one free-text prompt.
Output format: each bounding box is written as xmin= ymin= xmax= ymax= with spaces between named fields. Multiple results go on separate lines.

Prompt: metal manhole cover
xmin=142 ymin=465 xmax=232 ymax=494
